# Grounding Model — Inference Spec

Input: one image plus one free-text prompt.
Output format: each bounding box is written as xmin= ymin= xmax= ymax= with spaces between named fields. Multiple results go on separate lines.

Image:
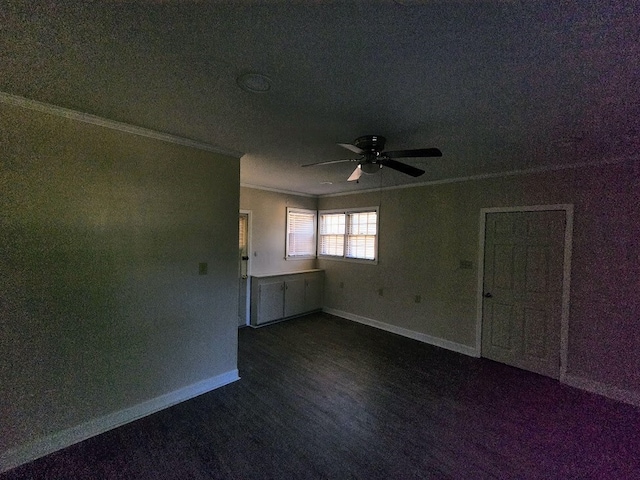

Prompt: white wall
xmin=240 ymin=187 xmax=318 ymax=275
xmin=0 ymin=101 xmax=240 ymax=470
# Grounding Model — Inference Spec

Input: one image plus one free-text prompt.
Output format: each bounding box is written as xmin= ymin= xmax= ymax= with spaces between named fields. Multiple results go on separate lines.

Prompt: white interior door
xmin=238 ymin=213 xmax=249 ymax=327
xmin=481 ymin=210 xmax=566 ymax=378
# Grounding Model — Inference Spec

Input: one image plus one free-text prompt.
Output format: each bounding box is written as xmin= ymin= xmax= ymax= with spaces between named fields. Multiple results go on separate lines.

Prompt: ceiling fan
xmin=302 ymin=135 xmax=442 ymax=182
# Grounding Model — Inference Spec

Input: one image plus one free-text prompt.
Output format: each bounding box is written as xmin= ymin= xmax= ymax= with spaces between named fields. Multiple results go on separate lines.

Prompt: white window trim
xmin=318 ymin=206 xmax=379 ymax=264
xmin=285 ymin=207 xmax=317 ymax=260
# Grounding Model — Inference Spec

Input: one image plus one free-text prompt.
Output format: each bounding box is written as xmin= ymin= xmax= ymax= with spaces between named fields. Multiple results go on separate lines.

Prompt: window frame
xmin=318 ymin=206 xmax=379 ymax=264
xmin=285 ymin=207 xmax=317 ymax=260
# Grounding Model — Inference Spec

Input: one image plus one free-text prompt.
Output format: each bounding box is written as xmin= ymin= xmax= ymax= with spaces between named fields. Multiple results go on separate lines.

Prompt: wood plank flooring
xmin=3 ymin=313 xmax=640 ymax=479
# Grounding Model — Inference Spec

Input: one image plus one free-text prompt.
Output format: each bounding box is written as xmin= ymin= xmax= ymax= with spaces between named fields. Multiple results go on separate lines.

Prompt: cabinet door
xmin=258 ymin=281 xmax=284 ymax=325
xmin=284 ymin=277 xmax=306 ymax=318
xmin=304 ymin=274 xmax=324 ymax=311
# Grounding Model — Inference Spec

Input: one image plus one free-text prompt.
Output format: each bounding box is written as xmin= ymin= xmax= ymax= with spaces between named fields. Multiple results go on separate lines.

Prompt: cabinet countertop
xmin=251 ymin=269 xmax=324 ymax=279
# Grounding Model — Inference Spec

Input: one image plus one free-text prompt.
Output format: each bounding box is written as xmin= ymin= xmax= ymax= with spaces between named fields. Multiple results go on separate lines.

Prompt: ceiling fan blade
xmin=380 ymin=159 xmax=425 ymax=177
xmin=338 ymin=143 xmax=364 ymax=154
xmin=347 ymin=165 xmax=362 ymax=182
xmin=383 ymin=148 xmax=442 ymax=159
xmin=302 ymin=159 xmax=358 ymax=167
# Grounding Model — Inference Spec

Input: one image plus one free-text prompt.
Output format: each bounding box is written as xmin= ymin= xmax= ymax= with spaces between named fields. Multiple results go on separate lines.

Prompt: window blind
xmin=319 ymin=213 xmax=345 ymax=256
xmin=346 ymin=211 xmax=377 ymax=260
xmin=239 ymin=215 xmax=247 ymax=250
xmin=287 ymin=209 xmax=316 ymax=257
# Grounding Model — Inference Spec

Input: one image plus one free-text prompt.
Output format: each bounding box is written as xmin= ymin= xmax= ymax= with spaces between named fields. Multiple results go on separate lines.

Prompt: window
xmin=319 ymin=208 xmax=378 ymax=261
xmin=286 ymin=208 xmax=317 ymax=259
xmin=318 ymin=213 xmax=345 ymax=257
xmin=346 ymin=210 xmax=377 ymax=260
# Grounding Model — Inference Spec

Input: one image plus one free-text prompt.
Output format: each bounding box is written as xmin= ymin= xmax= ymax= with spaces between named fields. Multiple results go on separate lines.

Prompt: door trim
xmin=240 ymin=210 xmax=252 ymax=327
xmin=475 ymin=204 xmax=574 ymax=381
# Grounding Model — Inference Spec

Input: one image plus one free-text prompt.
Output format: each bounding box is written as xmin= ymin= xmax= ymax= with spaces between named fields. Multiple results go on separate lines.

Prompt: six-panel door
xmin=481 ymin=211 xmax=566 ymax=378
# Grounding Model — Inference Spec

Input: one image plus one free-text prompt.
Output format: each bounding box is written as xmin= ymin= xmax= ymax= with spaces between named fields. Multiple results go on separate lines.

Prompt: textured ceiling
xmin=2 ymin=1 xmax=638 ymax=195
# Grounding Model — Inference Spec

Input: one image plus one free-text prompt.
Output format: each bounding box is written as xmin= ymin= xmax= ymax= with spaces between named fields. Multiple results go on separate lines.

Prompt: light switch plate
xmin=460 ymin=260 xmax=473 ymax=270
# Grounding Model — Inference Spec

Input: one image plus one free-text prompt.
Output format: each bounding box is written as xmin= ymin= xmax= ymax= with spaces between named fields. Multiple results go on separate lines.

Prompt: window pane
xmin=319 ymin=234 xmax=344 ymax=256
xmin=320 ymin=213 xmax=345 ymax=234
xmin=347 ymin=211 xmax=377 ymax=235
xmin=239 ymin=215 xmax=247 ymax=250
xmin=346 ymin=235 xmax=376 ymax=260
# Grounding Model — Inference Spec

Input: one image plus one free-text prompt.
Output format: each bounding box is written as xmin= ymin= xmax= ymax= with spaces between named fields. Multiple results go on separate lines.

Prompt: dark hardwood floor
xmin=3 ymin=313 xmax=640 ymax=479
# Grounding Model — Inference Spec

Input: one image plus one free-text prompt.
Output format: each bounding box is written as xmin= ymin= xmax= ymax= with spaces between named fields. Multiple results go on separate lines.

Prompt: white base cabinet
xmin=250 ymin=270 xmax=324 ymax=326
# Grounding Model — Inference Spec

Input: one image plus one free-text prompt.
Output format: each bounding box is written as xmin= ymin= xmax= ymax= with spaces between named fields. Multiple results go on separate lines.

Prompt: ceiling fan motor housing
xmin=360 ymin=162 xmax=382 ymax=174
xmin=354 ymin=135 xmax=386 ymax=152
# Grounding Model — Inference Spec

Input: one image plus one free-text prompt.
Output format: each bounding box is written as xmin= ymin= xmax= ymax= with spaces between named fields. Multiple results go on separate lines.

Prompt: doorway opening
xmin=238 ymin=211 xmax=251 ymax=327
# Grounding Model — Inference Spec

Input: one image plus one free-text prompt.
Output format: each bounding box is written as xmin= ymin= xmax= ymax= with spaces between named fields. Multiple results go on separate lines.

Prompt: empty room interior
xmin=1 ymin=1 xmax=639 ymax=478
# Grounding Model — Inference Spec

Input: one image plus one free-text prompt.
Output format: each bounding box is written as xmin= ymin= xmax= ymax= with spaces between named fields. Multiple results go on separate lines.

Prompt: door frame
xmin=239 ymin=210 xmax=252 ymax=327
xmin=475 ymin=204 xmax=574 ymax=381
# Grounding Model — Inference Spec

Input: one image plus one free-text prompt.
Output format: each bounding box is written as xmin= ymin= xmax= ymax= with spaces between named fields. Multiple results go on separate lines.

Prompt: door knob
xmin=484 ymin=292 xmax=493 ymax=298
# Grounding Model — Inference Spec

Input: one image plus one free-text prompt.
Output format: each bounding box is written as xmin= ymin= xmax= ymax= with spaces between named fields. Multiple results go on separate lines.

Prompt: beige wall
xmin=0 ymin=103 xmax=240 ymax=459
xmin=240 ymin=187 xmax=318 ymax=275
xmin=318 ymin=162 xmax=640 ymax=394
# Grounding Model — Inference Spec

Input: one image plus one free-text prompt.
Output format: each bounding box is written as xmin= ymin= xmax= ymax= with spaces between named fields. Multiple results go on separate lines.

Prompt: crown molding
xmin=318 ymin=156 xmax=637 ymax=198
xmin=240 ymin=183 xmax=317 ymax=198
xmin=0 ymin=91 xmax=242 ymax=158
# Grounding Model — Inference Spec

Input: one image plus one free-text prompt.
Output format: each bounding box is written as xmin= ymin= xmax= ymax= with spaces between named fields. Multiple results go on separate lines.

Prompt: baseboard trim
xmin=563 ymin=374 xmax=640 ymax=408
xmin=323 ymin=308 xmax=478 ymax=357
xmin=322 ymin=310 xmax=640 ymax=408
xmin=0 ymin=369 xmax=240 ymax=473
